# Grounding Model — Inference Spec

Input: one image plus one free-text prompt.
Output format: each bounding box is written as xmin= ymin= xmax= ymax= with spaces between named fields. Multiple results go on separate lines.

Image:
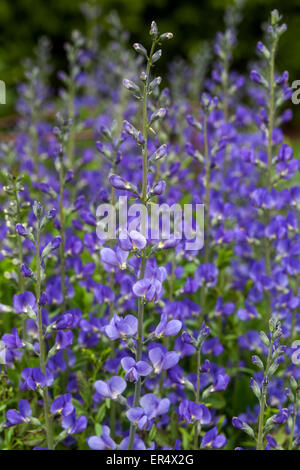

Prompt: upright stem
xmin=264 ymin=41 xmax=276 ymax=323
xmin=222 ymin=54 xmax=231 ymax=181
xmin=141 ymin=41 xmax=155 ymax=203
xmin=159 ymin=259 xmax=175 ymax=396
xmin=67 ymin=83 xmax=75 ymax=168
xmin=256 ymin=339 xmax=273 ymax=450
xmin=203 ymin=115 xmax=210 ymax=265
xmin=13 ymin=183 xmax=26 ymax=339
xmin=29 ymin=90 xmax=39 ymax=181
xmin=169 ymin=257 xmax=176 ymax=302
xmin=59 ymin=156 xmax=69 ymax=388
xmin=109 ymin=173 xmax=116 ymax=320
xmin=291 ymin=274 xmax=300 ymax=341
xmin=223 ymin=56 xmax=229 ymax=124
xmin=288 ymin=400 xmax=298 ymax=450
xmin=266 ymin=42 xmax=276 ymax=194
xmin=193 ymin=349 xmax=201 ymax=449
xmin=128 ymin=255 xmax=146 ymax=450
xmin=14 ymin=187 xmax=24 ymax=293
xmin=59 ymin=159 xmax=66 ymax=314
xmin=200 ymin=114 xmax=210 ymax=316
xmin=109 ymin=178 xmax=116 ymax=437
xmin=36 ymin=230 xmax=54 ymax=450
xmin=128 ymin=39 xmax=155 ymax=451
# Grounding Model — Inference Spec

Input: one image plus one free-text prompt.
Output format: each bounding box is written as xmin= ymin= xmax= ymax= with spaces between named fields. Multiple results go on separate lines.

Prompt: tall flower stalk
xmin=53 ymin=118 xmax=70 ymax=313
xmin=60 ymin=31 xmax=85 ymax=169
xmin=34 ymin=205 xmax=54 ymax=450
xmin=250 ymin=10 xmax=288 ymax=324
xmin=255 ymin=319 xmax=282 ymax=450
xmin=3 ymin=172 xmax=28 ymax=336
xmin=122 ymin=21 xmax=173 ymax=450
xmin=233 ymin=318 xmax=284 ymax=450
xmin=287 ymin=377 xmax=299 ymax=450
xmin=193 ymin=348 xmax=201 ymax=449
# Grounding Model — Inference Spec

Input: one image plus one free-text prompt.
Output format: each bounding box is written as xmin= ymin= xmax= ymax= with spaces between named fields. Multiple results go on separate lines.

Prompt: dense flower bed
xmin=0 ymin=6 xmax=299 ymax=450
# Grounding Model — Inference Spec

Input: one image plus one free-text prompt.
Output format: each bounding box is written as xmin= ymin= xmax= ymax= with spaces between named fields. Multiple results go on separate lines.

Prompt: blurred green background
xmin=0 ymin=0 xmax=300 ymax=121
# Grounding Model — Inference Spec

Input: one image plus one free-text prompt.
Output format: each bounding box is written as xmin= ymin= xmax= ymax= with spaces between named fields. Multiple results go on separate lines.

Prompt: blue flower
xmin=6 ymin=400 xmax=32 ymax=427
xmin=87 ymin=426 xmax=116 ymax=450
xmin=201 ymin=426 xmax=227 ymax=449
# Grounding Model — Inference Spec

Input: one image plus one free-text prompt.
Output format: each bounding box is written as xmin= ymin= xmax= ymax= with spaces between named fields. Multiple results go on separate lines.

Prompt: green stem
xmin=169 ymin=257 xmax=176 ymax=302
xmin=291 ymin=274 xmax=299 ymax=342
xmin=109 ymin=181 xmax=116 ymax=319
xmin=128 ymin=255 xmax=146 ymax=449
xmin=256 ymin=339 xmax=273 ymax=450
xmin=159 ymin=259 xmax=175 ymax=395
xmin=59 ymin=156 xmax=69 ymax=388
xmin=222 ymin=55 xmax=231 ymax=182
xmin=223 ymin=56 xmax=229 ymax=124
xmin=109 ymin=400 xmax=116 ymax=440
xmin=13 ymin=183 xmax=26 ymax=340
xmin=128 ymin=41 xmax=156 ymax=450
xmin=264 ymin=41 xmax=276 ymax=324
xmin=67 ymin=83 xmax=75 ymax=168
xmin=288 ymin=408 xmax=297 ymax=450
xmin=141 ymin=41 xmax=155 ymax=202
xmin=200 ymin=114 xmax=210 ymax=316
xmin=203 ymin=114 xmax=210 ymax=265
xmin=59 ymin=159 xmax=66 ymax=314
xmin=36 ymin=230 xmax=54 ymax=450
xmin=14 ymin=187 xmax=24 ymax=293
xmin=193 ymin=349 xmax=201 ymax=449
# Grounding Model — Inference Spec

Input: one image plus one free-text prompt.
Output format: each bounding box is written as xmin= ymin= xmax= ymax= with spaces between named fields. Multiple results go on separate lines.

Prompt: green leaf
xmin=95 ymin=403 xmax=107 ymax=424
xmin=184 ymin=262 xmax=197 ymax=275
xmin=149 ymin=424 xmax=157 ymax=441
xmin=216 ymin=246 xmax=234 ymax=270
xmin=95 ymin=423 xmax=102 ymax=436
xmin=179 ymin=427 xmax=192 ymax=449
xmin=203 ymin=392 xmax=226 ymax=410
xmin=76 ymin=371 xmax=92 ymax=408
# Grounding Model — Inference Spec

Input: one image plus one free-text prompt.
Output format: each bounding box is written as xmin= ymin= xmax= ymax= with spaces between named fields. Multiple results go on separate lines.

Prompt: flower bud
xmin=151 ymin=180 xmax=166 ymax=196
xmin=123 ymin=79 xmax=140 ymax=94
xmin=250 ymin=377 xmax=261 ymax=400
xmin=148 ymin=77 xmax=162 ymax=93
xmin=38 ymin=292 xmax=49 ymax=306
xmin=252 ymin=355 xmax=264 ymax=370
xmin=133 ymin=43 xmax=148 ymax=58
xmin=151 ymin=50 xmax=162 ymax=64
xmin=150 ymin=21 xmax=158 ymax=36
xmin=21 ymin=264 xmax=34 ymax=278
xmin=160 ymin=32 xmax=173 ymax=40
xmin=150 ymin=108 xmax=167 ymax=125
xmin=257 ymin=41 xmax=270 ymax=60
xmin=16 ymin=224 xmax=26 ymax=237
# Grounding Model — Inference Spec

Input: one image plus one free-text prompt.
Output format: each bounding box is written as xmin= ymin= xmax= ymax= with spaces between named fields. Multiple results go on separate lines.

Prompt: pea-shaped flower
xmin=5 ymin=400 xmax=32 ymax=427
xmin=94 ymin=376 xmax=126 ymax=400
xmin=100 ymin=247 xmax=128 ymax=271
xmin=178 ymin=399 xmax=211 ymax=425
xmin=87 ymin=426 xmax=116 ymax=450
xmin=201 ymin=427 xmax=227 ymax=449
xmin=50 ymin=393 xmax=74 ymax=416
xmin=119 ymin=228 xmax=147 ymax=251
xmin=103 ymin=314 xmax=137 ymax=340
xmin=121 ymin=356 xmax=152 ymax=382
xmin=149 ymin=347 xmax=179 ymax=373
xmin=154 ymin=313 xmax=182 ymax=338
xmin=13 ymin=291 xmax=36 ymax=314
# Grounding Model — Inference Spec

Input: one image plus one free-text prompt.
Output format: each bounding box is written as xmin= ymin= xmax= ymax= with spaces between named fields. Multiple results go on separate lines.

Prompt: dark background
xmin=1 ymin=0 xmax=300 ymax=117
